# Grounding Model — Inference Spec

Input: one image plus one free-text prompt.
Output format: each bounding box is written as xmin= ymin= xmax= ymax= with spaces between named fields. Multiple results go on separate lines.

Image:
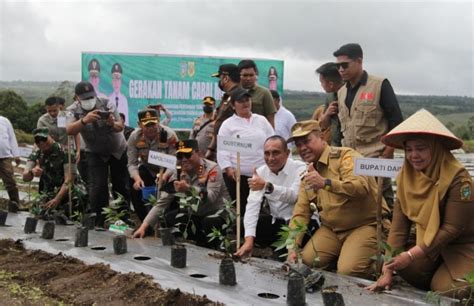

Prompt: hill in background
xmin=0 ymin=80 xmax=473 ymax=139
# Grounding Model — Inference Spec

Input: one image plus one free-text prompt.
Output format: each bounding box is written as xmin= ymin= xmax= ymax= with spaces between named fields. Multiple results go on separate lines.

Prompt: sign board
xmin=148 ymin=151 xmax=177 ymax=169
xmin=217 ymin=136 xmax=260 ymax=155
xmin=354 ymin=158 xmax=404 ymax=178
xmin=81 ymin=52 xmax=284 ymax=129
xmin=18 ymin=146 xmax=33 ymax=158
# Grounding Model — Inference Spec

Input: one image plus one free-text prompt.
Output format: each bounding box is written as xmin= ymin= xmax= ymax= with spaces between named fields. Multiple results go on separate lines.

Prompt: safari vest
xmin=338 ymin=75 xmax=387 ymax=157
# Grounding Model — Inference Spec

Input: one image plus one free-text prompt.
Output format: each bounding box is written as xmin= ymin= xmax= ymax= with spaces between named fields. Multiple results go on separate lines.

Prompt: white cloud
xmin=0 ymin=0 xmax=472 ymax=96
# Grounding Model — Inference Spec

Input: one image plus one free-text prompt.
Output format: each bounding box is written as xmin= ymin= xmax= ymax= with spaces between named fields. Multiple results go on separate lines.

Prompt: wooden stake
xmin=236 ymin=151 xmax=241 ymax=249
xmin=67 ymin=136 xmax=73 ymax=216
xmin=375 ymin=176 xmax=384 ymax=277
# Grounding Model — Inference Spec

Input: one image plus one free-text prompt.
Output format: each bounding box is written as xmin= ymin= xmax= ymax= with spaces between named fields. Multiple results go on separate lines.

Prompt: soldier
xmin=287 ymin=120 xmax=390 ymax=279
xmin=190 ymin=96 xmax=215 ymax=157
xmin=108 ymin=63 xmax=129 ymax=125
xmin=37 ymin=96 xmax=80 ymax=150
xmin=88 ymin=58 xmax=107 ymax=99
xmin=22 ymin=128 xmax=87 ymax=216
xmin=127 ymin=109 xmax=178 ymax=222
xmin=133 ymin=140 xmax=229 ymax=248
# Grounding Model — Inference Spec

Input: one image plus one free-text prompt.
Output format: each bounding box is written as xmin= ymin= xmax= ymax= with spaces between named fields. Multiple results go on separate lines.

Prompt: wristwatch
xmin=265 ymin=182 xmax=274 ymax=194
xmin=323 ymin=178 xmax=332 ymax=191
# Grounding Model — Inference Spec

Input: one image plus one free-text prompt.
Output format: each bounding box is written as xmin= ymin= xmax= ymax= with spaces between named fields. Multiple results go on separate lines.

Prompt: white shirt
xmin=108 ymin=92 xmax=129 ymax=125
xmin=0 ymin=116 xmax=19 ymax=158
xmin=275 ymin=106 xmax=297 ymax=142
xmin=244 ymin=158 xmax=306 ymax=237
xmin=217 ymin=113 xmax=274 ymax=177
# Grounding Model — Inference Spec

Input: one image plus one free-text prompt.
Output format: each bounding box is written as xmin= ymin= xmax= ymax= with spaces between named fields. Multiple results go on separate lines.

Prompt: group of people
xmin=0 ymin=42 xmax=472 ymax=300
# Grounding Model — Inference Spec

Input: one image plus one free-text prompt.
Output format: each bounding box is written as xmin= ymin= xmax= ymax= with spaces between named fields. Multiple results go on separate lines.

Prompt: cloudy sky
xmin=0 ymin=0 xmax=472 ymax=96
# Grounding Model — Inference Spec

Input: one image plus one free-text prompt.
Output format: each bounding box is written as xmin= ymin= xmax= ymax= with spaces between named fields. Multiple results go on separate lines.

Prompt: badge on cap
xmin=460 ymin=182 xmax=472 ymax=201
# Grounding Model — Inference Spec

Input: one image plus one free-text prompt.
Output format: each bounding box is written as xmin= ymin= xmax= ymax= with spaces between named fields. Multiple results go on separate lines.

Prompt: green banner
xmin=81 ymin=52 xmax=284 ymax=129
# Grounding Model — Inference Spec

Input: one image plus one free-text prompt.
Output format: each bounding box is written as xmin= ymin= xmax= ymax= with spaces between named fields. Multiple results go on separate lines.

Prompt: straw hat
xmin=382 ymin=109 xmax=463 ymax=150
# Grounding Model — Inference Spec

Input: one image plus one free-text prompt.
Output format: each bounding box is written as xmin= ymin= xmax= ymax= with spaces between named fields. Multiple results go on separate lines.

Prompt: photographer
xmin=133 ymin=140 xmax=229 ymax=248
xmin=67 ymin=81 xmax=130 ymax=229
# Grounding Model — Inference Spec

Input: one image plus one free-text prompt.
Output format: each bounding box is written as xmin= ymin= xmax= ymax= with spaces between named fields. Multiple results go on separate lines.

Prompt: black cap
xmin=270 ymin=90 xmax=280 ymax=100
xmin=138 ymin=109 xmax=159 ymax=125
xmin=111 ymin=63 xmax=123 ymax=74
xmin=211 ymin=63 xmax=239 ymax=79
xmin=333 ymin=43 xmax=363 ymax=59
xmin=231 ymin=88 xmax=251 ymax=102
xmin=75 ymin=81 xmax=96 ymax=100
xmin=203 ymin=96 xmax=216 ymax=105
xmin=176 ymin=139 xmax=198 ymax=153
xmin=88 ymin=59 xmax=100 ymax=72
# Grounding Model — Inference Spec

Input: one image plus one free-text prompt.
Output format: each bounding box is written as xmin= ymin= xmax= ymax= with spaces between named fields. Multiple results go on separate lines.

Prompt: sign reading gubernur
xmin=217 ymin=135 xmax=260 ymax=155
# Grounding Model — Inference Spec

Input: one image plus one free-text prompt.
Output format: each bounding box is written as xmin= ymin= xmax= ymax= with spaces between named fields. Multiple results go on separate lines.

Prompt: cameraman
xmin=67 ymin=81 xmax=130 ymax=229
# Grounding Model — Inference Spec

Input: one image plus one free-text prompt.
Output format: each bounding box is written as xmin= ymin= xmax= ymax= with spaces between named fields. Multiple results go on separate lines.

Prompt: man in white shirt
xmin=235 ymin=135 xmax=306 ymax=258
xmin=271 ymin=90 xmax=297 ymax=143
xmin=0 ymin=115 xmax=21 ymax=208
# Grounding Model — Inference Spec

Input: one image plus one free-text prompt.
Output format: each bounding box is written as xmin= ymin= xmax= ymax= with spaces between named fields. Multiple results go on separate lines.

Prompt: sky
xmin=0 ymin=0 xmax=473 ymax=97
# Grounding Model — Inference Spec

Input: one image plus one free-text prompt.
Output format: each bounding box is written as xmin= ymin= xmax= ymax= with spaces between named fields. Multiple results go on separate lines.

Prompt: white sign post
xmin=148 ymin=151 xmax=177 ymax=199
xmin=354 ymin=157 xmax=404 ymax=276
xmin=218 ymin=135 xmax=260 ymax=248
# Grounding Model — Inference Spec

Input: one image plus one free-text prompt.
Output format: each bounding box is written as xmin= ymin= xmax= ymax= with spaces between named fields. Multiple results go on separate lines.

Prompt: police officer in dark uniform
xmin=133 ymin=140 xmax=229 ymax=248
xmin=127 ymin=109 xmax=178 ymax=222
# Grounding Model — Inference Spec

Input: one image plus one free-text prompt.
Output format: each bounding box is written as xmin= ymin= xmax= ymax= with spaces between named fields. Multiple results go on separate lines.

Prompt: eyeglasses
xmin=177 ymin=152 xmax=193 ymax=160
xmin=335 ymin=61 xmax=351 ymax=70
xmin=34 ymin=136 xmax=48 ymax=144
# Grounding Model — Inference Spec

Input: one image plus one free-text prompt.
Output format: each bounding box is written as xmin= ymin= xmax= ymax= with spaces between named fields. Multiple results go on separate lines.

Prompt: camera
xmin=98 ymin=111 xmax=111 ymax=120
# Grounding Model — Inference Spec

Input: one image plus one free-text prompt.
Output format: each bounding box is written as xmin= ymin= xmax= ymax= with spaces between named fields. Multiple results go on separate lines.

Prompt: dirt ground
xmin=0 ymin=239 xmax=222 ymax=306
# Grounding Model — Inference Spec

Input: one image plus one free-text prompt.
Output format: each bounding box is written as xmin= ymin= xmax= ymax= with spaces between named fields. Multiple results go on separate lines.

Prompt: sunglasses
xmin=34 ymin=136 xmax=48 ymax=144
xmin=335 ymin=61 xmax=351 ymax=70
xmin=177 ymin=152 xmax=193 ymax=160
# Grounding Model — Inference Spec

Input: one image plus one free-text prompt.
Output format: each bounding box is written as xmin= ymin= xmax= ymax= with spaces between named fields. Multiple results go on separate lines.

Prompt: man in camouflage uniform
xmin=189 ymin=96 xmax=215 ymax=157
xmin=133 ymin=140 xmax=229 ymax=248
xmin=22 ymin=128 xmax=87 ymax=216
xmin=127 ymin=109 xmax=178 ymax=222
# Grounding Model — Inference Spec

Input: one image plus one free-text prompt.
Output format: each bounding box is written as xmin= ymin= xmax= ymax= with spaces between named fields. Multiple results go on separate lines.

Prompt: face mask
xmin=80 ymin=97 xmax=96 ymax=111
xmin=203 ymin=105 xmax=214 ymax=114
xmin=218 ymin=79 xmax=226 ymax=91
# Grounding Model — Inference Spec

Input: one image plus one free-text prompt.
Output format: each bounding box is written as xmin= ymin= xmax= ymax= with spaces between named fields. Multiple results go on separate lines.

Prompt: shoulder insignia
xmin=341 ymin=153 xmax=354 ymax=169
xmin=460 ymin=182 xmax=472 ymax=201
xmin=208 ymin=168 xmax=218 ymax=182
xmin=329 ymin=148 xmax=341 ymax=158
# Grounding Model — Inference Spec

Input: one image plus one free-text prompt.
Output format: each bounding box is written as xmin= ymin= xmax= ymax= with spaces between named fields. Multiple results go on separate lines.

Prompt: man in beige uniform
xmin=190 ymin=96 xmax=215 ymax=157
xmin=287 ymin=120 xmax=389 ymax=279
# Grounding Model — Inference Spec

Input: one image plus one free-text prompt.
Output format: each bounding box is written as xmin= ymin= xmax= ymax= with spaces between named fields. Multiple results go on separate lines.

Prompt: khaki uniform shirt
xmin=144 ymin=158 xmax=230 ymax=226
xmin=127 ymin=125 xmax=178 ymax=178
xmin=37 ymin=111 xmax=69 ymax=147
xmin=291 ymin=145 xmax=388 ymax=239
xmin=389 ymin=170 xmax=474 ymax=279
xmin=248 ymin=84 xmax=277 ymax=118
xmin=190 ymin=114 xmax=214 ymax=154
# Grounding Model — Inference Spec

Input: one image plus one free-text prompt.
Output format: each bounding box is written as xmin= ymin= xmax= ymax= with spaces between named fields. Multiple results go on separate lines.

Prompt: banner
xmin=81 ymin=52 xmax=284 ymax=129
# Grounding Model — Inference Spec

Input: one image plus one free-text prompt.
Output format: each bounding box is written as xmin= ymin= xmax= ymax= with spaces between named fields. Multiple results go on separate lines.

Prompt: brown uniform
xmin=291 ymin=145 xmax=389 ymax=279
xmin=388 ymin=170 xmax=474 ymax=296
xmin=190 ymin=115 xmax=214 ymax=156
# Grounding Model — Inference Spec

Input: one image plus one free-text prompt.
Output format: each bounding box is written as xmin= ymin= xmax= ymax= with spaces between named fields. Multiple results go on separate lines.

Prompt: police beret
xmin=176 ymin=139 xmax=198 ymax=153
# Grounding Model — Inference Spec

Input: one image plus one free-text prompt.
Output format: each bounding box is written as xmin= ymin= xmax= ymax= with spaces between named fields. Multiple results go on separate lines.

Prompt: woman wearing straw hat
xmin=367 ymin=109 xmax=474 ymax=300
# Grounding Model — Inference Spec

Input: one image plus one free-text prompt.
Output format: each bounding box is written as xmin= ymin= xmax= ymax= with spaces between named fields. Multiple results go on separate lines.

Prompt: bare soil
xmin=0 ymin=239 xmax=222 ymax=306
